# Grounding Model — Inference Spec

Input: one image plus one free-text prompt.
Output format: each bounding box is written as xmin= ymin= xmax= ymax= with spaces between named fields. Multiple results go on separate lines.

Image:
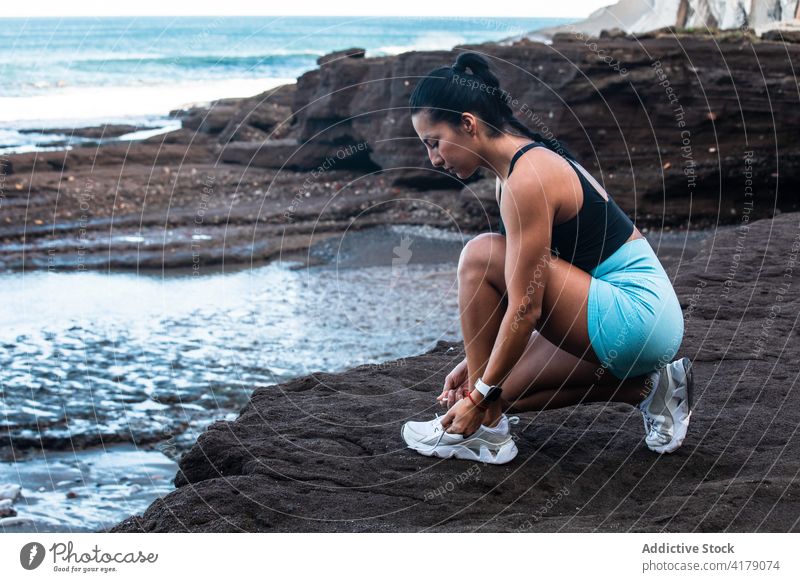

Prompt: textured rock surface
xmin=281 ymin=34 xmax=800 ymax=224
xmin=171 ymin=82 xmax=296 ymax=142
xmin=3 ymin=34 xmax=798 ymax=272
xmin=108 ymin=212 xmax=800 ymax=533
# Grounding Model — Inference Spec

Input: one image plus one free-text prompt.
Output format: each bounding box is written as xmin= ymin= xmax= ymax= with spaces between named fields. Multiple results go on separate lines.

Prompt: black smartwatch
xmin=475 ymin=378 xmax=503 ymax=403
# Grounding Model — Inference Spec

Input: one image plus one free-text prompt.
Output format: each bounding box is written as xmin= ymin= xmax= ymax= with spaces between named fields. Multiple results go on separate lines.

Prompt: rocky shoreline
xmin=106 ymin=210 xmax=800 ymax=532
xmin=2 ymin=32 xmax=798 ymax=273
xmin=2 ymin=28 xmax=798 ymax=532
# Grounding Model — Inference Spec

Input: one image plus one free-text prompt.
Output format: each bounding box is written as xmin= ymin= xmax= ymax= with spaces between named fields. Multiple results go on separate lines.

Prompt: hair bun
xmin=452 ymin=52 xmax=490 ymax=77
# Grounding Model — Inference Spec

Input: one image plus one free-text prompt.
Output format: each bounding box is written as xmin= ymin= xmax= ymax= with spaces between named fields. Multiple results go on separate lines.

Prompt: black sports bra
xmin=497 ymin=142 xmax=634 ymax=273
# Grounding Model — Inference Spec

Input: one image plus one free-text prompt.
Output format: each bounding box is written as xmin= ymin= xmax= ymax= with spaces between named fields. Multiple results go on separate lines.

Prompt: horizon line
xmin=0 ymin=14 xmax=577 ymax=19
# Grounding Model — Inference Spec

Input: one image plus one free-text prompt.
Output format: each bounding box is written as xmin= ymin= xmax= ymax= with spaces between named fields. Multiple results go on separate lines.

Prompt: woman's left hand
xmin=440 ymin=397 xmax=484 ymax=437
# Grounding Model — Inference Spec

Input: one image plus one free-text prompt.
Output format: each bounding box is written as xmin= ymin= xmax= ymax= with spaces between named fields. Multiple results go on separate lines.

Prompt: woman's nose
xmin=429 ymin=153 xmax=444 ymax=167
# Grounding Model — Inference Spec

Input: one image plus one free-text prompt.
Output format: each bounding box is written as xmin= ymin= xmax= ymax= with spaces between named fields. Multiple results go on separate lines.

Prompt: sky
xmin=0 ymin=0 xmax=612 ymax=19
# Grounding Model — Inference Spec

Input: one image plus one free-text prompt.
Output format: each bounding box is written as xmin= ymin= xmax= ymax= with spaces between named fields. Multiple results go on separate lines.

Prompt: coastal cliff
xmin=526 ymin=0 xmax=800 ymax=39
xmin=107 ymin=211 xmax=800 ymax=532
xmin=282 ymin=30 xmax=800 ymax=220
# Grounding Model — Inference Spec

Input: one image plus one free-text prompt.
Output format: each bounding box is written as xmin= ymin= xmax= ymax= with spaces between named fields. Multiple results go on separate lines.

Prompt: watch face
xmin=484 ymin=386 xmax=503 ymax=402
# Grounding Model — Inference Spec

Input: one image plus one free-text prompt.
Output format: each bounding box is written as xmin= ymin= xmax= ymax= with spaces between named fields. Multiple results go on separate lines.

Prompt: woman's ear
xmin=461 ymin=112 xmax=477 ymax=137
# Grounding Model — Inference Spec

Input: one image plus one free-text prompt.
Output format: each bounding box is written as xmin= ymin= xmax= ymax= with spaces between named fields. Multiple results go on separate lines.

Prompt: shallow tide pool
xmin=0 ymin=225 xmax=468 ymax=532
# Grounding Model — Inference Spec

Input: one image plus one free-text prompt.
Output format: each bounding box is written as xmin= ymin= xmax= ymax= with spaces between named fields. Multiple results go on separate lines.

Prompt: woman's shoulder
xmin=504 ymin=146 xmax=573 ymax=195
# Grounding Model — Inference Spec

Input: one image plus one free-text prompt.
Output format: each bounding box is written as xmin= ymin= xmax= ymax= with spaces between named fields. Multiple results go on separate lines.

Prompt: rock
xmin=4 ymin=33 xmax=799 ymax=274
xmin=317 ymin=47 xmax=366 ymax=66
xmin=217 ymin=101 xmax=293 ymax=144
xmin=761 ymin=29 xmax=800 ymax=43
xmin=0 ymin=484 xmax=21 ymax=502
xmin=180 ymin=103 xmax=239 ymax=135
xmin=171 ymin=83 xmax=297 ymax=142
xmin=143 ymin=128 xmax=212 ymax=145
xmin=18 ymin=124 xmax=141 ymax=139
xmin=7 ymin=141 xmax=213 ymax=174
xmin=6 ymin=34 xmax=800 ymax=226
xmin=458 ymin=177 xmax=502 ymax=231
xmin=0 ymin=498 xmax=16 ymax=518
xmin=599 ymin=27 xmax=628 ymax=39
xmin=0 ymin=503 xmax=16 ymax=519
xmin=550 ymin=32 xmax=580 ymax=43
xmin=218 ymin=138 xmax=377 ymax=172
xmin=106 ymin=212 xmax=800 ymax=532
xmin=285 ymin=35 xmax=800 ymax=222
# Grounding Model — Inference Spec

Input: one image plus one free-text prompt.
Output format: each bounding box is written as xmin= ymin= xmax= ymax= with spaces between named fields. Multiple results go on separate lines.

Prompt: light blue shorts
xmin=587 ymin=238 xmax=684 ymax=380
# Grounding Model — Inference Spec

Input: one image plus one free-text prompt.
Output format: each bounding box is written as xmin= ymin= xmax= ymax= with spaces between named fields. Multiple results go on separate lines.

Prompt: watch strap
xmin=475 ymin=377 xmax=491 ymax=397
xmin=475 ymin=377 xmax=500 ymax=397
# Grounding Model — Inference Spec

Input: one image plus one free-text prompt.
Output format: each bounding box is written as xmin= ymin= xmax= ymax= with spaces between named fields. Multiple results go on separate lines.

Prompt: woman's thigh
xmin=468 ymin=233 xmax=603 ymax=367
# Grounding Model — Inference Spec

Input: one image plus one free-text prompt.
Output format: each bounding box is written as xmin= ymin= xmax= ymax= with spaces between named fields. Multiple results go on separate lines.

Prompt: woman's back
xmin=496 ymin=142 xmax=635 ymax=275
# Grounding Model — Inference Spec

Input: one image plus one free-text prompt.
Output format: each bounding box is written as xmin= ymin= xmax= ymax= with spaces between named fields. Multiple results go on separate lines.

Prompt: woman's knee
xmin=457 ymin=233 xmax=505 ymax=282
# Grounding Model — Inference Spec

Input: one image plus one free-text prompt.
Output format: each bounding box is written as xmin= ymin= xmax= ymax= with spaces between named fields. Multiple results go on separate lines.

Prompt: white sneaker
xmin=401 ymin=414 xmax=520 ymax=464
xmin=637 ymin=357 xmax=694 ymax=453
xmin=403 ymin=413 xmax=511 ymax=440
xmin=639 ymin=369 xmax=661 ymax=436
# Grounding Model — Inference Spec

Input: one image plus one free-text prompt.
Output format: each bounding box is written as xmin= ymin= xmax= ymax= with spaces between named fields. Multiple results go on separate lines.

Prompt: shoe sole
xmin=401 ymin=424 xmax=518 ymax=464
xmin=408 ymin=439 xmax=519 ymax=465
xmin=650 ymin=357 xmax=693 ymax=454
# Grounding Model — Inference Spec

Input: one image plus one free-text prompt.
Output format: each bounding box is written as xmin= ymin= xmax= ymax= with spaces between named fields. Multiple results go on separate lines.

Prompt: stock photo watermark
xmin=566 ymin=24 xmax=629 ymax=76
xmin=752 ymin=227 xmax=797 ymax=358
xmin=451 ymin=72 xmax=567 ymax=156
xmin=651 ymin=59 xmax=696 ymax=192
xmin=47 ymin=176 xmax=96 ymax=274
xmin=422 ymin=464 xmax=482 ymax=502
xmin=390 ymin=234 xmax=414 ymax=289
xmin=283 ymin=140 xmax=370 ymax=223
xmin=191 ymin=173 xmax=216 ymax=275
xmin=19 ymin=540 xmax=158 ymax=573
xmin=721 ymin=150 xmax=756 ymax=296
xmin=510 ymin=252 xmax=553 ymax=332
xmin=512 ymin=485 xmax=571 ymax=531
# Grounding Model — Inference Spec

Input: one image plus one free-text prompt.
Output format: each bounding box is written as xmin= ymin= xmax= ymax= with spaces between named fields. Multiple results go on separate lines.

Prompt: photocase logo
xmin=20 ymin=542 xmax=46 ymax=570
xmin=389 ymin=234 xmax=414 ymax=289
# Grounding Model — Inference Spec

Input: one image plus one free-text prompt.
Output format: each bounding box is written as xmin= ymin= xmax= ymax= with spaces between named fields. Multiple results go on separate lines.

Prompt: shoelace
xmin=423 ymin=414 xmax=521 ymax=450
xmin=641 ymin=409 xmax=655 ymax=431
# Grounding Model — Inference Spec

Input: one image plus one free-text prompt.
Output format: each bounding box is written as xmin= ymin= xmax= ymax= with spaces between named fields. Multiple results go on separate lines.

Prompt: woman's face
xmin=411 ymin=111 xmax=482 ymax=180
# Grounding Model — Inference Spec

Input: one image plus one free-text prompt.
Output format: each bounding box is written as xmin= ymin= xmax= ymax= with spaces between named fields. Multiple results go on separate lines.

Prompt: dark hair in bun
xmin=409 ymin=51 xmax=575 ymax=160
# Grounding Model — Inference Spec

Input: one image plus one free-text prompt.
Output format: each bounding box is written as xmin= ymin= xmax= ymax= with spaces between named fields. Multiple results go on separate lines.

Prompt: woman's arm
xmin=481 ymin=156 xmax=558 ymax=389
xmin=440 ymin=153 xmax=561 ymax=434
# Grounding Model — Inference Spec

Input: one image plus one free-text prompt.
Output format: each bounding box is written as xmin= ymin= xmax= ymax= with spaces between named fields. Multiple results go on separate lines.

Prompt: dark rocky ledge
xmin=3 ymin=33 xmax=799 ymax=272
xmin=107 ymin=211 xmax=800 ymax=533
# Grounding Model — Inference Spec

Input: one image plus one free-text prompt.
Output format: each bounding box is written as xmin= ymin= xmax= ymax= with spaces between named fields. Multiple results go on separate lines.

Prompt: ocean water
xmin=0 ymin=226 xmax=470 ymax=532
xmin=0 ymin=15 xmax=573 ymax=151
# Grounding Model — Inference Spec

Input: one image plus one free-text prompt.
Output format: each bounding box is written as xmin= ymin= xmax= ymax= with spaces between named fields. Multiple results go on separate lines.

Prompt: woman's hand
xmin=440 ymin=397 xmax=484 ymax=437
xmin=437 ymin=357 xmax=469 ymax=409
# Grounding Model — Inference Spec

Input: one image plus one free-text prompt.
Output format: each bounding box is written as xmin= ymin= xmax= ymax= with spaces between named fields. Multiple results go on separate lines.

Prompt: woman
xmin=401 ymin=52 xmax=693 ymax=465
